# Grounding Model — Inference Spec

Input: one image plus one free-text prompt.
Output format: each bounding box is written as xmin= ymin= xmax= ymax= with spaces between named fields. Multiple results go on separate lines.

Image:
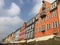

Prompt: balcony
xmin=53 ymin=30 xmax=58 ymax=35
xmin=41 ymin=30 xmax=45 ymax=33
xmin=40 ymin=12 xmax=46 ymax=19
xmin=50 ymin=6 xmax=57 ymax=12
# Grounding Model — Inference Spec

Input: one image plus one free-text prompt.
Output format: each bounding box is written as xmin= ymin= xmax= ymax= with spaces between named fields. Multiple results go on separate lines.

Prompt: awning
xmin=27 ymin=35 xmax=55 ymax=42
xmin=10 ymin=40 xmax=26 ymax=43
xmin=27 ymin=39 xmax=35 ymax=43
xmin=34 ymin=35 xmax=55 ymax=41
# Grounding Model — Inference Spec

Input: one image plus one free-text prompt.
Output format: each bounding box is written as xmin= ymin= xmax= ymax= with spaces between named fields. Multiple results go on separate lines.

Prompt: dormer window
xmin=42 ymin=0 xmax=46 ymax=10
xmin=50 ymin=1 xmax=57 ymax=12
xmin=52 ymin=2 xmax=56 ymax=9
xmin=42 ymin=4 xmax=46 ymax=10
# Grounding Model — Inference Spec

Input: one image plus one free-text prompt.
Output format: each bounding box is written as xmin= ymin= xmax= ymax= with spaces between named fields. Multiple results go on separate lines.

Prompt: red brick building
xmin=18 ymin=22 xmax=27 ymax=41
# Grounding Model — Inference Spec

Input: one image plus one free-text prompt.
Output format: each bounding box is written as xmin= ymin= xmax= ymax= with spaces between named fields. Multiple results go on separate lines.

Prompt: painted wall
xmin=34 ymin=0 xmax=59 ymax=38
xmin=58 ymin=0 xmax=60 ymax=36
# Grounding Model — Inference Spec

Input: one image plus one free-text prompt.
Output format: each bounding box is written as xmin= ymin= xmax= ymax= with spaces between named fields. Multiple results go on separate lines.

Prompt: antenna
xmin=42 ymin=0 xmax=45 ymax=3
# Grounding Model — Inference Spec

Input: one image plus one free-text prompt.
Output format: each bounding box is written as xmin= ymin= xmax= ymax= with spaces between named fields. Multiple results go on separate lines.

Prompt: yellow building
xmin=58 ymin=0 xmax=60 ymax=23
xmin=3 ymin=32 xmax=15 ymax=43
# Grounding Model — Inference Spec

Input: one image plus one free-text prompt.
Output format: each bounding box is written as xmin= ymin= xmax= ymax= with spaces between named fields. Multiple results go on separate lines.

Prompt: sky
xmin=0 ymin=0 xmax=55 ymax=41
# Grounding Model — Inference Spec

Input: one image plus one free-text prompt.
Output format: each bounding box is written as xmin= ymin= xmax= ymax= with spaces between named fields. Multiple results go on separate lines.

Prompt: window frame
xmin=47 ymin=24 xmax=50 ymax=30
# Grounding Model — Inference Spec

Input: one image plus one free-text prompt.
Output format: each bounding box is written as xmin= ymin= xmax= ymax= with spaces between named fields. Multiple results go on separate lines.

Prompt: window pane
xmin=41 ymin=25 xmax=46 ymax=31
xmin=52 ymin=2 xmax=56 ymax=9
xmin=52 ymin=11 xmax=56 ymax=17
xmin=46 ymin=15 xmax=50 ymax=20
xmin=47 ymin=24 xmax=50 ymax=30
xmin=31 ymin=31 xmax=33 ymax=38
xmin=52 ymin=21 xmax=58 ymax=28
xmin=32 ymin=24 xmax=34 ymax=28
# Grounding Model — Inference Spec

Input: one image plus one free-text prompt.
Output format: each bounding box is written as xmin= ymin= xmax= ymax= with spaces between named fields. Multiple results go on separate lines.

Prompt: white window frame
xmin=47 ymin=24 xmax=50 ymax=30
xmin=52 ymin=21 xmax=58 ymax=28
xmin=52 ymin=2 xmax=57 ymax=9
xmin=52 ymin=11 xmax=56 ymax=17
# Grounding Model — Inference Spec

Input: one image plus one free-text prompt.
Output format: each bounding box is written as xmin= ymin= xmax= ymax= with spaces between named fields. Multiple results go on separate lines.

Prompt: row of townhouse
xmin=18 ymin=0 xmax=60 ymax=43
xmin=2 ymin=32 xmax=16 ymax=43
xmin=2 ymin=29 xmax=20 ymax=43
xmin=2 ymin=0 xmax=60 ymax=45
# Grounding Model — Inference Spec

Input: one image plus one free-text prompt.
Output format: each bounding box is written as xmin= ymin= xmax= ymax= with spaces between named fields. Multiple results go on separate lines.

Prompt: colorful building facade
xmin=2 ymin=32 xmax=16 ymax=43
xmin=2 ymin=0 xmax=60 ymax=44
xmin=19 ymin=22 xmax=27 ymax=41
xmin=13 ymin=29 xmax=20 ymax=42
xmin=25 ymin=17 xmax=36 ymax=40
xmin=34 ymin=0 xmax=60 ymax=38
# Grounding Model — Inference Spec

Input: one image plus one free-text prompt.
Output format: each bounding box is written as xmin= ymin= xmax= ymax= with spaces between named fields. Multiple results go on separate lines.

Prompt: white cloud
xmin=45 ymin=0 xmax=55 ymax=3
xmin=29 ymin=0 xmax=42 ymax=16
xmin=0 ymin=0 xmax=24 ymax=41
xmin=0 ymin=0 xmax=4 ymax=9
xmin=7 ymin=3 xmax=20 ymax=16
xmin=0 ymin=16 xmax=24 ymax=41
xmin=0 ymin=16 xmax=23 ymax=26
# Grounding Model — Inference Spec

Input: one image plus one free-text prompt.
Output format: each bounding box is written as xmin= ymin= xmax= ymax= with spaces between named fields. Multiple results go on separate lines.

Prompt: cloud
xmin=0 ymin=16 xmax=24 ymax=41
xmin=0 ymin=2 xmax=21 ymax=17
xmin=0 ymin=0 xmax=4 ymax=9
xmin=45 ymin=0 xmax=55 ymax=3
xmin=0 ymin=16 xmax=23 ymax=26
xmin=7 ymin=3 xmax=20 ymax=16
xmin=0 ymin=0 xmax=24 ymax=41
xmin=29 ymin=0 xmax=42 ymax=16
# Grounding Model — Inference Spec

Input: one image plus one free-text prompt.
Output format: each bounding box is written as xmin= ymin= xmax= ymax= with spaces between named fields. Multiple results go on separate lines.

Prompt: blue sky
xmin=0 ymin=0 xmax=55 ymax=41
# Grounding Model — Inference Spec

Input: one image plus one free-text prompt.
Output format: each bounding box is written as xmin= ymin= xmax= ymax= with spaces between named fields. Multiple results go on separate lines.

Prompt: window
xmin=29 ymin=33 xmax=30 ymax=38
xmin=25 ymin=34 xmax=27 ymax=39
xmin=41 ymin=25 xmax=46 ymax=31
xmin=30 ymin=26 xmax=31 ymax=29
xmin=33 ymin=18 xmax=35 ymax=22
xmin=47 ymin=7 xmax=50 ymax=11
xmin=47 ymin=24 xmax=50 ymax=30
xmin=52 ymin=21 xmax=58 ymax=28
xmin=28 ymin=33 xmax=30 ymax=39
xmin=27 ymin=27 xmax=29 ymax=31
xmin=24 ymin=34 xmax=25 ymax=39
xmin=42 ymin=4 xmax=46 ymax=10
xmin=27 ymin=33 xmax=30 ymax=39
xmin=41 ymin=18 xmax=45 ymax=22
xmin=31 ymin=31 xmax=33 ymax=38
xmin=46 ymin=15 xmax=50 ymax=20
xmin=32 ymin=24 xmax=34 ymax=28
xmin=36 ymin=17 xmax=37 ymax=19
xmin=52 ymin=2 xmax=56 ymax=9
xmin=52 ymin=11 xmax=56 ymax=17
